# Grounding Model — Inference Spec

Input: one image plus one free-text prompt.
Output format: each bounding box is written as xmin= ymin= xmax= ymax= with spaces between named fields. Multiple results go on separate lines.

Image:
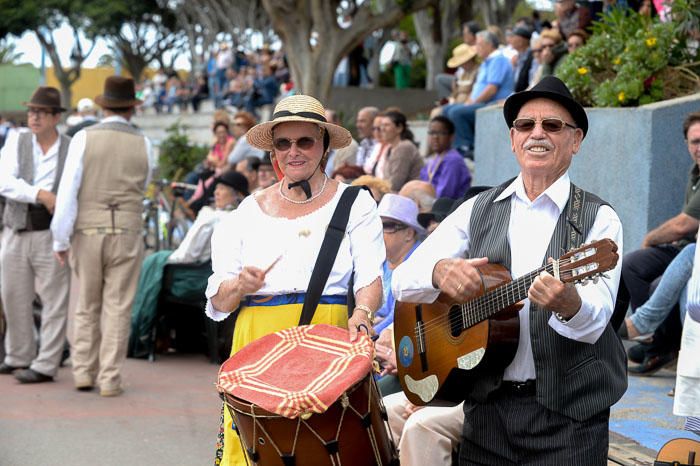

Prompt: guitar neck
xmin=460 ymin=263 xmax=552 ymax=330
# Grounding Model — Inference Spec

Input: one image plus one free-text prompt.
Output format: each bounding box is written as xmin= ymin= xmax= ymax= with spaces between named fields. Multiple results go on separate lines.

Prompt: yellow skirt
xmin=217 ymin=300 xmax=349 ymax=466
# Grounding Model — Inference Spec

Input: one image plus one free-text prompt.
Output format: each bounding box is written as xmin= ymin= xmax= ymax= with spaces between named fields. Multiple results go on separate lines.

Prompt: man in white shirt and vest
xmin=0 ymin=87 xmax=71 ymax=383
xmin=52 ymin=76 xmax=156 ymax=396
xmin=392 ymin=76 xmax=626 ymax=465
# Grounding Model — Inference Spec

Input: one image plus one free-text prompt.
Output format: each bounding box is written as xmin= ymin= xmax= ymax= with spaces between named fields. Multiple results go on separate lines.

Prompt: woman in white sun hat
xmin=205 ymin=94 xmax=385 ymax=466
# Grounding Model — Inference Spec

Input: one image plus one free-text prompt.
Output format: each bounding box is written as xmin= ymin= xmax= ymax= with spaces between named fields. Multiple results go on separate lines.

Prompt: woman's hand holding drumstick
xmin=211 ymin=255 xmax=282 ymax=313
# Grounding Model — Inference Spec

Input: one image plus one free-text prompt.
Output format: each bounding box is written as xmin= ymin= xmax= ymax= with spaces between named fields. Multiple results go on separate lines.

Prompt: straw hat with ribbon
xmin=446 ymin=44 xmax=478 ymax=69
xmin=246 ymin=95 xmax=352 ymax=152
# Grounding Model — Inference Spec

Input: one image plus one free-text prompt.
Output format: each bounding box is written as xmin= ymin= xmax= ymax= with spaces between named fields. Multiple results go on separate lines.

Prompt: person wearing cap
xmin=256 ymin=152 xmax=277 ymax=190
xmin=509 ymin=26 xmax=536 ymax=93
xmin=66 ymin=98 xmax=99 ymax=137
xmin=393 ymin=76 xmax=625 ymax=463
xmin=234 ymin=155 xmax=260 ymax=192
xmin=374 ymin=193 xmax=424 ymax=338
xmin=0 ymin=86 xmax=71 ymax=384
xmin=442 ymin=30 xmax=515 ymax=158
xmin=417 ymin=196 xmax=457 ymax=235
xmin=434 ymin=21 xmax=481 ymax=101
xmin=51 ymin=76 xmax=156 ymax=397
xmin=205 ymin=94 xmax=384 ymax=466
xmin=419 ymin=116 xmax=472 ymax=199
xmin=372 ymin=193 xmax=425 ymax=398
xmin=128 ymin=170 xmax=248 ymax=358
xmin=444 ymin=44 xmax=480 ymax=106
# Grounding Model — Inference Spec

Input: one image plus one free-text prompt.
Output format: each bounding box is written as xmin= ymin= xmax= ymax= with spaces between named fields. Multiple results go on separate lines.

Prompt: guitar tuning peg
xmin=601 ymin=273 xmax=611 ymax=279
xmin=592 ymin=277 xmax=599 ymax=284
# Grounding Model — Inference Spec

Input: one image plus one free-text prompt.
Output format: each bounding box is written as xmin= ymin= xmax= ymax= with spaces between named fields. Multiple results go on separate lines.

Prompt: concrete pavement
xmin=0 ymin=353 xmax=221 ymax=466
xmin=0 ymin=347 xmax=692 ymax=465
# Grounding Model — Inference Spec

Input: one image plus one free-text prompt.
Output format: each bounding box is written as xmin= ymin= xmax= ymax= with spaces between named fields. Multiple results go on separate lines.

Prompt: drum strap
xmin=298 ymin=186 xmax=366 ymax=326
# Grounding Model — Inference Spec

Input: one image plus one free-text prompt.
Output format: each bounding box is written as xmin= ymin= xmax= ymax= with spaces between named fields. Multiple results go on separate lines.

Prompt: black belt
xmin=500 ymin=380 xmax=536 ymax=397
xmin=18 ymin=204 xmax=52 ymax=232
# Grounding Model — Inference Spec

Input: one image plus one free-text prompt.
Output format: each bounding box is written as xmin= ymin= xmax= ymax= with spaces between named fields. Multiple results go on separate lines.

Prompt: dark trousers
xmin=459 ymin=391 xmax=609 ymax=465
xmin=622 ymin=245 xmax=683 ymax=355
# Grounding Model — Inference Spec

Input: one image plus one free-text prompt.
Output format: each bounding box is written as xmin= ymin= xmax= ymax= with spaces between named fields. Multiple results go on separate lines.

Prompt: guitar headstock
xmin=556 ymin=238 xmax=619 ymax=284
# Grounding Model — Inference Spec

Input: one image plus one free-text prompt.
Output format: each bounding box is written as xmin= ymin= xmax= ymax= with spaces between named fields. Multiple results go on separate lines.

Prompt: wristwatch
xmin=354 ymin=304 xmax=375 ymax=322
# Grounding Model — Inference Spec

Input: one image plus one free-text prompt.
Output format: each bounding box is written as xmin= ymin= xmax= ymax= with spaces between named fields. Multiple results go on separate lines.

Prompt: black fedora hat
xmin=503 ymin=76 xmax=588 ymax=137
xmin=22 ymin=86 xmax=66 ymax=112
xmin=94 ymin=76 xmax=142 ymax=108
xmin=215 ymin=170 xmax=249 ymax=196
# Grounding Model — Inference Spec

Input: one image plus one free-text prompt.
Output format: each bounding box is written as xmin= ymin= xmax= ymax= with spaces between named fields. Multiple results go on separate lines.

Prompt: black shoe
xmin=14 ymin=368 xmax=54 ymax=384
xmin=628 ymin=352 xmax=676 ymax=376
xmin=0 ymin=363 xmax=29 ymax=375
xmin=627 ymin=343 xmax=647 ymax=364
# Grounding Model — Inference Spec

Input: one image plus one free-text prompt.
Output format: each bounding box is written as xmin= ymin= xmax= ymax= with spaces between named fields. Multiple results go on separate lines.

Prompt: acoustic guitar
xmin=393 ymin=238 xmax=619 ymax=406
xmin=655 ymin=438 xmax=700 ymax=465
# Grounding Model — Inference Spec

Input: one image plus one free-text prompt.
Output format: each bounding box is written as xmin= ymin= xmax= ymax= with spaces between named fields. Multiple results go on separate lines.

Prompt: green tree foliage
xmin=0 ymin=39 xmax=22 ymax=64
xmin=84 ymin=0 xmax=186 ymax=82
xmin=0 ymin=0 xmax=94 ymax=109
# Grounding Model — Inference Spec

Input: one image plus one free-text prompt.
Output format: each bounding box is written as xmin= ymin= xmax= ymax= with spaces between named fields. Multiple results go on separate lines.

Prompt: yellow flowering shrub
xmin=557 ymin=7 xmax=699 ymax=107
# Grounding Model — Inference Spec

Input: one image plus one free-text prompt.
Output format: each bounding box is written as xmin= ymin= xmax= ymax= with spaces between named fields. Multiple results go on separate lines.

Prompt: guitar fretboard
xmin=460 ymin=263 xmax=554 ymax=330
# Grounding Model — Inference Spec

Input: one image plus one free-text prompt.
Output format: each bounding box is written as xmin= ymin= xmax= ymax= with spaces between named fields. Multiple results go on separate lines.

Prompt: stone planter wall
xmin=473 ymin=93 xmax=700 ymax=252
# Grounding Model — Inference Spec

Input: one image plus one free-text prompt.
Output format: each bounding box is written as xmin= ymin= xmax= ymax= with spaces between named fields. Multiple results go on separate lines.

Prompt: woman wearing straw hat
xmin=205 ymin=94 xmax=384 ymax=466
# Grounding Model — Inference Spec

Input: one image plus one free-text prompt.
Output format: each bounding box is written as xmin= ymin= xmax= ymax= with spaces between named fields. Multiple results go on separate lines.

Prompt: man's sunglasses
xmin=512 ymin=118 xmax=577 ymax=133
xmin=382 ymin=221 xmax=408 ymax=233
xmin=272 ymin=136 xmax=317 ymax=151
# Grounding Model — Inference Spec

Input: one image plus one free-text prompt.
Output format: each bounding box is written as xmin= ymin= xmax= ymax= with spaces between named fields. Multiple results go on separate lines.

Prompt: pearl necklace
xmin=278 ymin=175 xmax=328 ymax=204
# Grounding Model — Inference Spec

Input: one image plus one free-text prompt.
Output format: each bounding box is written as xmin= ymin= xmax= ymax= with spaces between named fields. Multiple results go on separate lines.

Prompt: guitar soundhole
xmin=448 ymin=306 xmax=464 ymax=338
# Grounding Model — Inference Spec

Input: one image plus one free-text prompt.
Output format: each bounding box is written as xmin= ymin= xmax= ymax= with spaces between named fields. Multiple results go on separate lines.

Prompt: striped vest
xmin=3 ymin=132 xmax=70 ymax=231
xmin=467 ymin=179 xmax=627 ymax=421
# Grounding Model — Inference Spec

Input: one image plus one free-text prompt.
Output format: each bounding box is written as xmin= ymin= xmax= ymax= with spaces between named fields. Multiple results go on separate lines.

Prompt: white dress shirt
xmin=205 ymin=183 xmax=385 ymax=321
xmin=391 ymin=173 xmax=623 ymax=381
xmin=51 ymin=116 xmax=156 ymax=252
xmin=0 ymin=129 xmax=62 ymax=203
xmin=167 ymin=206 xmax=223 ymax=265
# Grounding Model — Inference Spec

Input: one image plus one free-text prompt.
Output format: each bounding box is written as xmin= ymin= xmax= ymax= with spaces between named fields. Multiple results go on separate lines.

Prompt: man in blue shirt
xmin=443 ymin=30 xmax=514 ymax=158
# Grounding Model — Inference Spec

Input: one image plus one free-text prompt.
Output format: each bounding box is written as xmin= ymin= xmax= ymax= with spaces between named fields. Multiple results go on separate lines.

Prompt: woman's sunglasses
xmin=272 ymin=136 xmax=317 ymax=151
xmin=382 ymin=221 xmax=408 ymax=233
xmin=513 ymin=118 xmax=577 ymax=133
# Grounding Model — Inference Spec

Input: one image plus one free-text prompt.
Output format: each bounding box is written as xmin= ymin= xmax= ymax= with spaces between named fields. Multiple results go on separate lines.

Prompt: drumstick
xmin=264 ymin=255 xmax=283 ymax=274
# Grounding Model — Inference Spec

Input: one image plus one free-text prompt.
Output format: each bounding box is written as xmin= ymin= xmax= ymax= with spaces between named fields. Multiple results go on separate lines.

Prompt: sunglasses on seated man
xmin=272 ymin=136 xmax=317 ymax=151
xmin=382 ymin=221 xmax=409 ymax=233
xmin=513 ymin=117 xmax=577 ymax=133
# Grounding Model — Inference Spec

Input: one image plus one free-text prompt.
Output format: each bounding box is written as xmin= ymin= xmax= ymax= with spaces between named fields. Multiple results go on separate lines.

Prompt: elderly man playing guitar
xmin=391 ymin=76 xmax=626 ymax=466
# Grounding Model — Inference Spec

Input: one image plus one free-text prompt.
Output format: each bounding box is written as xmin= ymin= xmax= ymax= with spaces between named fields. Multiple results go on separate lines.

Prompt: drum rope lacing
xmin=225 ymin=378 xmax=392 ymax=466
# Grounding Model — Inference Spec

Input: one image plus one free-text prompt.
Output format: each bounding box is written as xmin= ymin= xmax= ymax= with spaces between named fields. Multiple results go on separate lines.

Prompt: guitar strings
xmin=414 ymin=256 xmax=589 ymax=337
xmin=417 ymin=258 xmax=584 ymax=336
xmin=415 ymin=262 xmax=556 ymax=336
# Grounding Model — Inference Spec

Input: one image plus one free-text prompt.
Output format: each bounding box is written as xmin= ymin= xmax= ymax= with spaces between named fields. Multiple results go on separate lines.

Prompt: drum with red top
xmin=217 ymin=324 xmax=398 ymax=466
